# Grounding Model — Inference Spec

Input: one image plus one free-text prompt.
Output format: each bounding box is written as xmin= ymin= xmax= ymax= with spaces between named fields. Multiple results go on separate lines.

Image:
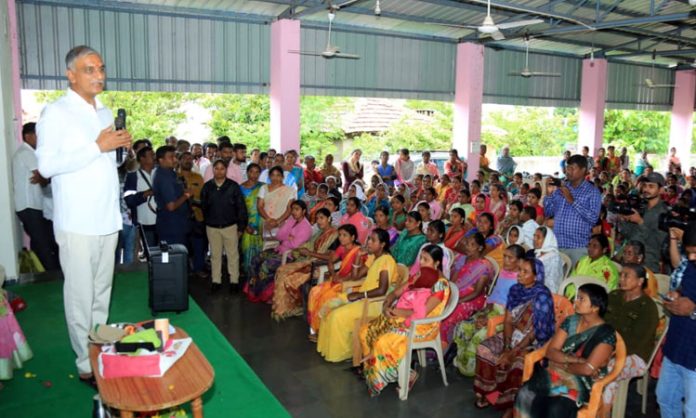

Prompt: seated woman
xmin=366 ymin=183 xmax=390 ymax=219
xmin=444 ymin=208 xmax=468 ymax=251
xmin=307 ymin=224 xmax=362 ymax=337
xmin=466 ymin=212 xmax=505 ymax=268
xmin=417 ymin=202 xmax=432 ymax=232
xmin=514 ymin=284 xmax=616 ymax=418
xmin=360 ymin=245 xmax=451 ymax=396
xmin=389 ymin=194 xmax=408 ymax=231
xmin=316 ymin=229 xmax=399 ymax=362
xmin=244 ymin=200 xmax=313 ymax=303
xmin=506 ymin=225 xmax=523 ymax=247
xmin=440 ymin=233 xmax=495 ymax=348
xmin=271 ymin=208 xmax=338 ymax=320
xmin=473 ymin=258 xmax=555 ymax=412
xmin=619 ymin=240 xmax=658 ymax=298
xmin=532 ymin=227 xmax=564 ymax=294
xmin=409 ymin=220 xmax=453 ymax=279
xmin=451 ymin=244 xmax=526 ymax=376
xmin=340 ymin=197 xmax=371 ymax=245
xmin=568 ymin=234 xmax=619 ymax=298
xmin=599 ymin=264 xmax=658 ymax=418
xmin=339 ymin=182 xmax=369 ymax=217
xmin=497 ymin=200 xmax=523 ymax=236
xmin=308 ymin=183 xmax=330 ymax=223
xmin=391 ymin=211 xmax=428 ymax=266
xmin=469 ymin=193 xmax=490 ymax=225
xmin=372 ymin=206 xmax=398 ymax=246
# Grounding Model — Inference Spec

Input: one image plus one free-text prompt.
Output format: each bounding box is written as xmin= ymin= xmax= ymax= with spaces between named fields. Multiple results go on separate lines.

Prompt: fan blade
xmin=288 ymin=50 xmax=324 ymax=56
xmin=334 ymin=53 xmax=361 ymax=59
xmin=431 ymin=23 xmax=480 ymax=29
xmin=508 ymin=72 xmax=524 ymax=76
xmin=490 ymin=30 xmax=506 ymax=41
xmin=496 ymin=18 xmax=544 ymax=30
xmin=529 ymin=72 xmax=562 ymax=77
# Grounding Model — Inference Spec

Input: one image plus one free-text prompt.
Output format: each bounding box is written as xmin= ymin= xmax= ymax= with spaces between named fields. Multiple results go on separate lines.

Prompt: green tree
xmin=603 ymin=109 xmax=671 ymax=154
xmin=34 ymin=90 xmax=192 ymax=147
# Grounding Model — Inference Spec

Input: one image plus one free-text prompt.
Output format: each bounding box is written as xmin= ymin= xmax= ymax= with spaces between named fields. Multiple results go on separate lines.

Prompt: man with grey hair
xmin=36 ymin=45 xmax=132 ymax=387
xmin=496 ymin=145 xmax=517 ymax=178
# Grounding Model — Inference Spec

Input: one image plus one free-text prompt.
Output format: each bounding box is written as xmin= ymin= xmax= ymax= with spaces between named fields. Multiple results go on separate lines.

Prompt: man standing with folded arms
xmin=36 ymin=46 xmax=132 ymax=387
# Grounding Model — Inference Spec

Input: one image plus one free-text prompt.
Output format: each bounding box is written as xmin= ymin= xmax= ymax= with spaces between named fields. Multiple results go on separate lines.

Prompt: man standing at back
xmin=544 ymin=154 xmax=602 ymax=266
xmin=36 ymin=45 xmax=132 ymax=386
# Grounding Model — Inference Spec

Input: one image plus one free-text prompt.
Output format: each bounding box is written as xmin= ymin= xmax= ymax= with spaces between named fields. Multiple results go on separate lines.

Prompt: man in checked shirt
xmin=544 ymin=154 xmax=602 ymax=267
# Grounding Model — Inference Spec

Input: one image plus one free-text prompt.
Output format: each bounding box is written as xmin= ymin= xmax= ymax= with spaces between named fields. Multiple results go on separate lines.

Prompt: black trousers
xmin=16 ymin=208 xmax=60 ymax=271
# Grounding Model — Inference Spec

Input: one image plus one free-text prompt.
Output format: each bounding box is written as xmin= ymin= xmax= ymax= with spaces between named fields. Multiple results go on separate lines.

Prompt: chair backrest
xmin=604 ymin=332 xmax=627 ymax=383
xmin=552 ymin=294 xmax=574 ymax=328
xmin=559 ymin=275 xmax=609 ymax=300
xmin=612 ymin=260 xmax=622 ymax=275
xmin=559 ymin=252 xmax=572 ymax=279
xmin=654 ymin=273 xmax=671 ymax=296
xmin=439 ymin=282 xmax=460 ymax=320
xmin=396 ymin=263 xmax=410 ymax=286
xmin=484 ymin=255 xmax=501 ymax=296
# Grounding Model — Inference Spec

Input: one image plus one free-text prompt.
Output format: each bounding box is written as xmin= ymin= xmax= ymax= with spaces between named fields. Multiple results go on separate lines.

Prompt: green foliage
xmin=481 ymin=106 xmax=575 ymax=156
xmin=203 ymin=94 xmax=271 ymax=150
xmin=603 ymin=109 xmax=671 ymax=154
xmin=34 ymin=90 xmax=192 ymax=147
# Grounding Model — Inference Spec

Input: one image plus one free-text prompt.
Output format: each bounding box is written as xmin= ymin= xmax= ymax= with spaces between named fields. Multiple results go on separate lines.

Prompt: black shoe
xmin=443 ymin=342 xmax=458 ymax=367
xmin=79 ymin=374 xmax=98 ymax=390
xmin=211 ymin=283 xmax=222 ymax=293
xmin=229 ymin=283 xmax=240 ymax=294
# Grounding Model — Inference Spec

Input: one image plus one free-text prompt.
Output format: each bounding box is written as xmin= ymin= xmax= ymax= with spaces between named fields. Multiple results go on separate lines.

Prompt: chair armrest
xmin=522 ymin=343 xmax=549 ymax=382
xmin=281 ymin=250 xmax=292 ymax=265
xmin=342 ymin=279 xmax=366 ymax=292
xmin=486 ymin=315 xmax=505 ymax=338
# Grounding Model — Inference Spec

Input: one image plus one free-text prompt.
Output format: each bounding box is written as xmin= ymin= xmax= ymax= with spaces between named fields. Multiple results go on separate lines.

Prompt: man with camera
xmin=618 ymin=172 xmax=668 ymax=272
xmin=656 ymin=223 xmax=696 ymax=418
xmin=36 ymin=46 xmax=132 ymax=386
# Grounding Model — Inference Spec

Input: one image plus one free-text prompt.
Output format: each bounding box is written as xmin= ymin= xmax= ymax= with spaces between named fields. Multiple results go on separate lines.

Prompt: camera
xmin=608 ymin=194 xmax=647 ymax=216
xmin=658 ymin=206 xmax=696 ymax=232
xmin=549 ymin=177 xmax=562 ymax=187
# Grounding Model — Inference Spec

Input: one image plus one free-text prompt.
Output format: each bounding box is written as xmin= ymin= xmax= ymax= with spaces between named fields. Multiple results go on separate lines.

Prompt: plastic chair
xmin=522 ymin=333 xmax=627 ymax=418
xmin=559 ymin=252 xmax=572 ymax=280
xmin=396 ymin=281 xmax=460 ymax=400
xmin=612 ymin=300 xmax=669 ymax=417
xmin=484 ymin=255 xmax=500 ymax=297
xmin=559 ymin=275 xmax=609 ymax=300
xmin=654 ymin=273 xmax=671 ymax=296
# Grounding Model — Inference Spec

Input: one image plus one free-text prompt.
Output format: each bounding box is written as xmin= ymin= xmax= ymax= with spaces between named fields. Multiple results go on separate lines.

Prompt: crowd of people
xmin=7 ymin=47 xmax=696 ymax=418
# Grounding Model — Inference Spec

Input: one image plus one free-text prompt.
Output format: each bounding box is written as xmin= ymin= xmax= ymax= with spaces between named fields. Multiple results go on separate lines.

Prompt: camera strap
xmin=138 ymin=169 xmax=157 ymax=214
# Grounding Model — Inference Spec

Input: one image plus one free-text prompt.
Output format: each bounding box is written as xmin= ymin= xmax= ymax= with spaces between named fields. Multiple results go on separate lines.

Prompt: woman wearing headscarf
xmin=473 ymin=257 xmax=555 ymax=412
xmin=341 ymin=149 xmax=364 ymax=193
xmin=505 ymin=225 xmax=523 ymax=247
xmin=532 ymin=227 xmax=564 ymax=294
xmin=339 ymin=182 xmax=369 ymax=217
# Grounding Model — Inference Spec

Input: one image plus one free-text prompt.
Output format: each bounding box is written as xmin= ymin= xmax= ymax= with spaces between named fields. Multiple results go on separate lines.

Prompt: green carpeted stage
xmin=0 ymin=272 xmax=290 ymax=418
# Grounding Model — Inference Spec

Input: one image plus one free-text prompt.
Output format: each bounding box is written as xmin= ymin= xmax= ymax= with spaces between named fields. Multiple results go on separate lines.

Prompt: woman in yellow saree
xmin=307 ymin=224 xmax=362 ymax=337
xmin=316 ymin=229 xmax=399 ymax=362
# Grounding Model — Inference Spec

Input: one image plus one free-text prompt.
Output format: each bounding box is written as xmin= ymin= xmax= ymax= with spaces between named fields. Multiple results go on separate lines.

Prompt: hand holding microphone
xmin=96 ymin=108 xmax=132 ymax=157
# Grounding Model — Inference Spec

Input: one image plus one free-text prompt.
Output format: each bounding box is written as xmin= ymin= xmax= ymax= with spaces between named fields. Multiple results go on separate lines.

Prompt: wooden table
xmin=89 ymin=327 xmax=214 ymax=418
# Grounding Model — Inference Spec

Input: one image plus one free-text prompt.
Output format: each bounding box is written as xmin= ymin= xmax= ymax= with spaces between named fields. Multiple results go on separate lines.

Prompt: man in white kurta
xmin=36 ymin=46 xmax=132 ymax=382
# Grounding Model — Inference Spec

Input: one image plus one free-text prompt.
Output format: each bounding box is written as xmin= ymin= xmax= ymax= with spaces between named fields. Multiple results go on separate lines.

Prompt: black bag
xmin=147 ymin=241 xmax=189 ymax=315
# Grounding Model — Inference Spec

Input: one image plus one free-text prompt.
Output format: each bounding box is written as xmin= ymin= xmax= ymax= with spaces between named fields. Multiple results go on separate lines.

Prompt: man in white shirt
xmin=12 ymin=122 xmax=60 ymax=271
xmin=124 ymin=146 xmax=158 ymax=247
xmin=36 ymin=45 xmax=132 ymax=386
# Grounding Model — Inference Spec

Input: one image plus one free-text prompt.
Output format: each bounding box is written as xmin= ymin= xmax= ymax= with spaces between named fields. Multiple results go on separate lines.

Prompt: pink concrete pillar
xmin=452 ymin=42 xmax=484 ymax=183
xmin=577 ymin=58 xmax=608 ymax=156
xmin=8 ymin=0 xmax=22 ymax=143
xmin=668 ymin=70 xmax=696 ymax=167
xmin=270 ymin=19 xmax=300 ymax=153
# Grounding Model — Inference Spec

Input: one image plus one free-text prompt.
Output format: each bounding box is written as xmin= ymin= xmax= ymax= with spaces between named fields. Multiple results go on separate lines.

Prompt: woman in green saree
xmin=513 ymin=284 xmax=616 ymax=418
xmin=240 ymin=163 xmax=264 ymax=275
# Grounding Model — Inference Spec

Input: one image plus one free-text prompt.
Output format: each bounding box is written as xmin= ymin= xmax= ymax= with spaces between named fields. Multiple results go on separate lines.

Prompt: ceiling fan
xmin=643 ymin=51 xmax=676 ymax=89
xmin=509 ymin=40 xmax=561 ymax=78
xmin=288 ymin=11 xmax=360 ymax=60
xmin=429 ymin=0 xmax=543 ymax=41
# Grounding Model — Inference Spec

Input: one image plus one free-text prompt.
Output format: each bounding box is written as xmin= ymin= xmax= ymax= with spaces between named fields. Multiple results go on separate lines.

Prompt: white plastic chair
xmin=559 ymin=275 xmax=609 ymax=300
xmin=281 ymin=249 xmax=293 ymax=265
xmin=396 ymin=281 xmax=460 ymax=401
xmin=484 ymin=255 xmax=500 ymax=296
xmin=559 ymin=252 xmax=572 ymax=280
xmin=612 ymin=300 xmax=669 ymax=417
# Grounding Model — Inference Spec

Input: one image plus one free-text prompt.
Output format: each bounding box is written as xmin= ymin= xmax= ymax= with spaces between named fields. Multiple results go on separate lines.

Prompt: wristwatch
xmin=690 ymin=309 xmax=696 ymax=321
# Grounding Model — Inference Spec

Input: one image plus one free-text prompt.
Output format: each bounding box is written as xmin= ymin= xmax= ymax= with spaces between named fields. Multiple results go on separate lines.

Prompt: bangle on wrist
xmin=585 ymin=362 xmax=596 ymax=373
xmin=364 ymin=291 xmax=368 ymax=300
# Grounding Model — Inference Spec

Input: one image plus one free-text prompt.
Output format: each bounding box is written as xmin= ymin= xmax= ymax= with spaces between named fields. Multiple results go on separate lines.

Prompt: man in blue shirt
xmin=657 ymin=223 xmax=696 ymax=418
xmin=153 ymin=145 xmax=192 ymax=245
xmin=544 ymin=154 xmax=602 ymax=266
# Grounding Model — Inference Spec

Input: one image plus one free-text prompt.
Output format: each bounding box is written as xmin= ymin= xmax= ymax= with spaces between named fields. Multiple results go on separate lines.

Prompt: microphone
xmin=114 ymin=108 xmax=127 ymax=164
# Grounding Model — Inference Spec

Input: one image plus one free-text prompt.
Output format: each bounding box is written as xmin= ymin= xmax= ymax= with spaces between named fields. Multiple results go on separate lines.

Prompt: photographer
xmin=656 ymin=223 xmax=696 ymax=418
xmin=618 ymin=173 xmax=668 ymax=272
